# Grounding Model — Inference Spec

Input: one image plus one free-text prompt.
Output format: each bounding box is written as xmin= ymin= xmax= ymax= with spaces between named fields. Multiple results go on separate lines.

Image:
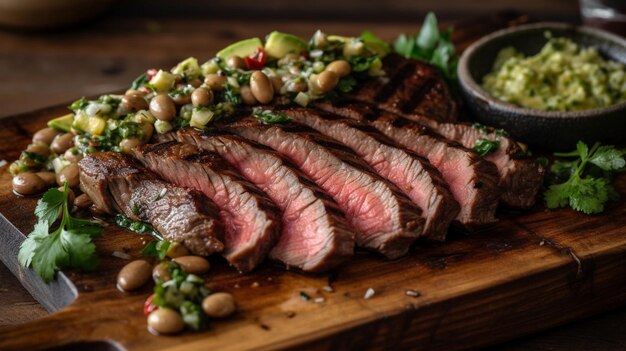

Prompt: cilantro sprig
xmin=18 ymin=184 xmax=103 ymax=282
xmin=544 ymin=141 xmax=625 ymax=214
xmin=393 ymin=12 xmax=458 ymax=81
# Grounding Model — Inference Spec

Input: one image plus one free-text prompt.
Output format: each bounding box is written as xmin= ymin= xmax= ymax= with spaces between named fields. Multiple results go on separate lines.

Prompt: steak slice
xmin=133 ymin=141 xmax=280 ymax=273
xmin=164 ymin=128 xmax=355 ymax=272
xmin=420 ymin=119 xmax=545 ymax=209
xmin=220 ymin=116 xmax=424 ymax=259
xmin=349 ymin=54 xmax=459 ymax=123
xmin=78 ymin=152 xmax=223 ymax=256
xmin=349 ymin=56 xmax=544 ymax=208
xmin=274 ymin=105 xmax=459 ymax=241
xmin=314 ymin=101 xmax=500 ymax=227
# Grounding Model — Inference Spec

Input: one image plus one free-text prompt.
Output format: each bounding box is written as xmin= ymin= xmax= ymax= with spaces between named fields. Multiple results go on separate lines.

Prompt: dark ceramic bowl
xmin=458 ymin=22 xmax=626 ymax=151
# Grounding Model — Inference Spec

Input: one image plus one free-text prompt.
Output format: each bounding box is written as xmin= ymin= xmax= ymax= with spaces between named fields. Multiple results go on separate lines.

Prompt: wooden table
xmin=1 ymin=5 xmax=626 ymax=350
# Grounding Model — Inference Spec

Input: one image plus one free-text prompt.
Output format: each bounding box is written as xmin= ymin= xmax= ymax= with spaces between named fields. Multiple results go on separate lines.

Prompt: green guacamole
xmin=482 ymin=36 xmax=626 ymax=111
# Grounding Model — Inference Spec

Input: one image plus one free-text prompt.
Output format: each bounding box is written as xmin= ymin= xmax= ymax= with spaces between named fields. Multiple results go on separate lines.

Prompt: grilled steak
xmin=133 ymin=141 xmax=280 ymax=272
xmin=349 ymin=54 xmax=459 ymax=123
xmin=314 ymin=101 xmax=500 ymax=227
xmin=78 ymin=152 xmax=224 ymax=256
xmin=163 ymin=128 xmax=355 ymax=272
xmin=274 ymin=105 xmax=459 ymax=241
xmin=348 ymin=55 xmax=544 ymax=208
xmin=220 ymin=116 xmax=424 ymax=259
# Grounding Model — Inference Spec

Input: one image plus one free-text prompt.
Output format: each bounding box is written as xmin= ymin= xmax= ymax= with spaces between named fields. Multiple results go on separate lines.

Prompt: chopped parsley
xmin=114 ymin=214 xmax=160 ymax=238
xmin=473 ymin=139 xmax=500 ymax=156
xmin=544 ymin=141 xmax=625 ymax=214
xmin=18 ymin=183 xmax=103 ymax=282
xmin=130 ymin=73 xmax=149 ymax=90
xmin=252 ymin=107 xmax=290 ymax=124
xmin=141 ymin=239 xmax=171 ymax=260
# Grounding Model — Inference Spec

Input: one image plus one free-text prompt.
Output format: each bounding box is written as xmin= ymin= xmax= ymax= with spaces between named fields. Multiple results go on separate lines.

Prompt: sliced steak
xmin=163 ymin=128 xmax=355 ymax=272
xmin=314 ymin=101 xmax=500 ymax=227
xmin=349 ymin=54 xmax=459 ymax=123
xmin=349 ymin=56 xmax=544 ymax=208
xmin=78 ymin=152 xmax=223 ymax=256
xmin=133 ymin=141 xmax=280 ymax=273
xmin=219 ymin=116 xmax=424 ymax=259
xmin=274 ymin=105 xmax=459 ymax=240
xmin=420 ymin=119 xmax=545 ymax=209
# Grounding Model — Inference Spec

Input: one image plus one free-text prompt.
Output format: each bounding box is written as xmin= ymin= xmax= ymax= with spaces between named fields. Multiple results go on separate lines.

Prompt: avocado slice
xmin=72 ymin=112 xmax=107 ymax=136
xmin=47 ymin=113 xmax=74 ymax=132
xmin=264 ymin=31 xmax=307 ymax=59
xmin=216 ymin=38 xmax=263 ymax=60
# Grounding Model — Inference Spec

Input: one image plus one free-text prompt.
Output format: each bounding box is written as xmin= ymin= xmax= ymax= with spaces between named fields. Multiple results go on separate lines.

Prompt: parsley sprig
xmin=393 ymin=12 xmax=458 ymax=81
xmin=18 ymin=184 xmax=103 ymax=282
xmin=544 ymin=141 xmax=625 ymax=214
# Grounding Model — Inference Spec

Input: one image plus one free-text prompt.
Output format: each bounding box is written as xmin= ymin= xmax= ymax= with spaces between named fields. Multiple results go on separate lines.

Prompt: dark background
xmin=2 ymin=1 xmax=626 ymax=350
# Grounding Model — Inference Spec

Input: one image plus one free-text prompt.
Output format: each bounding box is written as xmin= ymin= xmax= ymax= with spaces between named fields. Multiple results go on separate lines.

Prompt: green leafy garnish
xmin=252 ymin=107 xmax=290 ymax=124
xmin=130 ymin=73 xmax=149 ymax=90
xmin=393 ymin=12 xmax=458 ymax=81
xmin=18 ymin=184 xmax=103 ymax=282
xmin=474 ymin=139 xmax=500 ymax=157
xmin=114 ymin=214 xmax=159 ymax=237
xmin=68 ymin=97 xmax=89 ymax=112
xmin=141 ymin=240 xmax=171 ymax=260
xmin=544 ymin=141 xmax=625 ymax=214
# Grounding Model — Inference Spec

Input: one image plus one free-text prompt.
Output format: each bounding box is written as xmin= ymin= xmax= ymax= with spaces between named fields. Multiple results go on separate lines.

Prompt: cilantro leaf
xmin=141 ymin=240 xmax=171 ymax=260
xmin=61 ymin=229 xmax=98 ymax=271
xmin=31 ymin=231 xmax=68 ymax=283
xmin=588 ymin=145 xmax=625 ymax=171
xmin=18 ymin=183 xmax=102 ymax=283
xmin=34 ymin=187 xmax=64 ymax=226
xmin=568 ymin=177 xmax=610 ymax=214
xmin=544 ymin=141 xmax=624 ymax=215
xmin=17 ymin=221 xmax=49 ymax=268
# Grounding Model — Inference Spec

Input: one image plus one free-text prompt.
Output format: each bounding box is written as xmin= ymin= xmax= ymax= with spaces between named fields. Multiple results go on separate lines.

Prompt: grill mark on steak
xmin=162 ymin=128 xmax=355 ymax=272
xmin=350 ymin=54 xmax=459 ymax=122
xmin=314 ymin=101 xmax=501 ymax=227
xmin=133 ymin=141 xmax=280 ymax=272
xmin=78 ymin=152 xmax=224 ymax=256
xmin=218 ymin=116 xmax=424 ymax=259
xmin=274 ymin=105 xmax=459 ymax=241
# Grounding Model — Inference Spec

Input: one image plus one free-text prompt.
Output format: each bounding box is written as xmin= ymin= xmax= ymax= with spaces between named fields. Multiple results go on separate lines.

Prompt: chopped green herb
xmin=544 ymin=141 xmax=625 ymax=214
xmin=141 ymin=240 xmax=171 ymax=260
xmin=68 ymin=97 xmax=89 ymax=112
xmin=337 ymin=76 xmax=358 ymax=93
xmin=114 ymin=214 xmax=160 ymax=238
xmin=474 ymin=139 xmax=500 ymax=156
xmin=130 ymin=73 xmax=149 ymax=90
xmin=18 ymin=183 xmax=103 ymax=282
xmin=252 ymin=108 xmax=290 ymax=125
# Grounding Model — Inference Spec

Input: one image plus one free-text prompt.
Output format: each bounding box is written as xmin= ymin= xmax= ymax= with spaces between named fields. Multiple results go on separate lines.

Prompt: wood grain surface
xmin=1 ymin=89 xmax=626 ymax=351
xmin=2 ymin=9 xmax=626 ymax=351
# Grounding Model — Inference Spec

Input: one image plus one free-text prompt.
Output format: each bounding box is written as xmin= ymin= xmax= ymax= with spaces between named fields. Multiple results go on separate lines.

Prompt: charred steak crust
xmin=349 ymin=54 xmax=459 ymax=123
xmin=218 ymin=116 xmax=425 ymax=259
xmin=273 ymin=105 xmax=459 ymax=241
xmin=314 ymin=101 xmax=501 ymax=227
xmin=344 ymin=54 xmax=544 ymax=209
xmin=163 ymin=128 xmax=355 ymax=272
xmin=78 ymin=152 xmax=224 ymax=256
xmin=133 ymin=141 xmax=281 ymax=273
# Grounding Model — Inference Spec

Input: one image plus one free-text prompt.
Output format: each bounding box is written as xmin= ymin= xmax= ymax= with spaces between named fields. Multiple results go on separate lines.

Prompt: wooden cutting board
xmin=1 ymin=102 xmax=626 ymax=351
xmin=1 ymin=18 xmax=626 ymax=350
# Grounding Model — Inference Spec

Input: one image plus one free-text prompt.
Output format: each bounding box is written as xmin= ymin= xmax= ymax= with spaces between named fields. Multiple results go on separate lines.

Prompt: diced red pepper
xmin=245 ymin=48 xmax=267 ymax=70
xmin=146 ymin=68 xmax=158 ymax=80
xmin=143 ymin=294 xmax=158 ymax=315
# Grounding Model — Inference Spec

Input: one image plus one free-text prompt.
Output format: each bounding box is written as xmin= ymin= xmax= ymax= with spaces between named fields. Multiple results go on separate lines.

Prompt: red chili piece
xmin=143 ymin=294 xmax=158 ymax=315
xmin=245 ymin=48 xmax=267 ymax=70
